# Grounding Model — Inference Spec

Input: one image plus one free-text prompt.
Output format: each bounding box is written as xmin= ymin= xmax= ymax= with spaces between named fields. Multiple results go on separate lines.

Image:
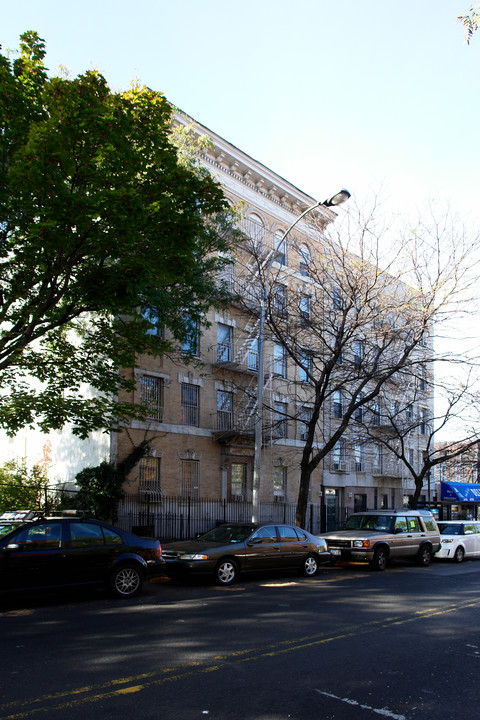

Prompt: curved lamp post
xmin=251 ymin=189 xmax=351 ymax=522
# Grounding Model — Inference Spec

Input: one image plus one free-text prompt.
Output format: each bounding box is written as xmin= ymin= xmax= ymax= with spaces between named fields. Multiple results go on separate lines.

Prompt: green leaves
xmin=0 ymin=32 xmax=235 ymax=436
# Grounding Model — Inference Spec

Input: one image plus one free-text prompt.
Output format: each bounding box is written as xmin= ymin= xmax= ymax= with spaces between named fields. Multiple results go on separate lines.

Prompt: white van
xmin=435 ymin=521 xmax=480 ymax=563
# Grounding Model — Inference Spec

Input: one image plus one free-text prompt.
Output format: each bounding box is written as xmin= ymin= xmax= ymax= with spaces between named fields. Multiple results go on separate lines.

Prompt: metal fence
xmin=116 ymin=494 xmax=323 ymax=541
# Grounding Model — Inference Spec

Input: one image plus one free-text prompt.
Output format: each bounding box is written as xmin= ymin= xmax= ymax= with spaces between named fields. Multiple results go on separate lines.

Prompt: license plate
xmin=330 ymin=549 xmax=341 ymax=556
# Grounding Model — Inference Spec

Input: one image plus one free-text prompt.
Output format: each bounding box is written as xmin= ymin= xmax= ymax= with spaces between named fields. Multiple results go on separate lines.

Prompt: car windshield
xmin=438 ymin=523 xmax=463 ymax=536
xmin=345 ymin=515 xmax=394 ymax=532
xmin=0 ymin=522 xmax=24 ymax=538
xmin=198 ymin=525 xmax=257 ymax=543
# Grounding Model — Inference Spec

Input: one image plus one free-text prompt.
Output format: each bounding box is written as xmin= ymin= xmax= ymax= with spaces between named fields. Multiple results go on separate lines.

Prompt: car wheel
xmin=303 ymin=554 xmax=319 ymax=577
xmin=216 ymin=559 xmax=238 ymax=585
xmin=454 ymin=546 xmax=465 ymax=563
xmin=417 ymin=545 xmax=432 ymax=567
xmin=370 ymin=547 xmax=388 ymax=571
xmin=109 ymin=563 xmax=143 ymax=598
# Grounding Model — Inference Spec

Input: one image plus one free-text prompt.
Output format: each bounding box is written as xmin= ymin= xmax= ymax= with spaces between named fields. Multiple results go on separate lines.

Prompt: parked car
xmin=162 ymin=522 xmax=331 ymax=585
xmin=0 ymin=510 xmax=40 ymax=537
xmin=435 ymin=520 xmax=480 ymax=563
xmin=319 ymin=509 xmax=441 ymax=571
xmin=0 ymin=515 xmax=165 ymax=598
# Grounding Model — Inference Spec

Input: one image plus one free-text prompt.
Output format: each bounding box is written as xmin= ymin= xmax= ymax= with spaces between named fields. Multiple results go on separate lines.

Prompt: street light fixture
xmin=251 ymin=189 xmax=351 ymax=522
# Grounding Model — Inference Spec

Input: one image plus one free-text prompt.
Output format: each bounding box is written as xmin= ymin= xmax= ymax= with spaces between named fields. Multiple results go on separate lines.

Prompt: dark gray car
xmin=162 ymin=522 xmax=330 ymax=585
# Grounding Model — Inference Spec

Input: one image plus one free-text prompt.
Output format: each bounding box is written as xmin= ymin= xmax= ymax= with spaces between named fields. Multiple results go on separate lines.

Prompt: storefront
xmin=439 ymin=482 xmax=480 ymax=520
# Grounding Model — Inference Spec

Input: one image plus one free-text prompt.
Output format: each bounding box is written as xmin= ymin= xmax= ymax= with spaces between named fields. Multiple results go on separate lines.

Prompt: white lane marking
xmin=314 ymin=690 xmax=408 ymax=720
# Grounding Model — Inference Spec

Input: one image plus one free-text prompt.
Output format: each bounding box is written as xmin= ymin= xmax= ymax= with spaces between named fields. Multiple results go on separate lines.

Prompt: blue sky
xmin=3 ymin=0 xmax=479 ymax=224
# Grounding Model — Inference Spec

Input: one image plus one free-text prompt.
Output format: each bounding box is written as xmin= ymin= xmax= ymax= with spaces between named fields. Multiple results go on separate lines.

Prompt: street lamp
xmin=251 ymin=189 xmax=351 ymax=522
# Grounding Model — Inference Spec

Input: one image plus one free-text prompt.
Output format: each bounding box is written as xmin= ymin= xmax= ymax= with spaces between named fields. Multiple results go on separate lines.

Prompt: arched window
xmin=247 ymin=214 xmax=265 ymax=253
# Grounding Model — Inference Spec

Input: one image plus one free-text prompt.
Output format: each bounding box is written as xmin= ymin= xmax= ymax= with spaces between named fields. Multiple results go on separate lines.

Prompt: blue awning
xmin=441 ymin=482 xmax=480 ymax=502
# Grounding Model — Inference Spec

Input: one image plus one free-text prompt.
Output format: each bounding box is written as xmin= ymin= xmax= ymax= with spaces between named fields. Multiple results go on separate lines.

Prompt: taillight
xmin=157 ymin=541 xmax=162 ymax=559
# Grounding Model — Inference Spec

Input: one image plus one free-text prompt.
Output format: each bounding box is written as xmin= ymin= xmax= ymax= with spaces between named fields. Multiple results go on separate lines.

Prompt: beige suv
xmin=321 ymin=510 xmax=441 ymax=571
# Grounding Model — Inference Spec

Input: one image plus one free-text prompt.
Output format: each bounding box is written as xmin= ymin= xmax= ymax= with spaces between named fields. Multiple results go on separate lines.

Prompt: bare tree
xmin=234 ymin=199 xmax=480 ymax=527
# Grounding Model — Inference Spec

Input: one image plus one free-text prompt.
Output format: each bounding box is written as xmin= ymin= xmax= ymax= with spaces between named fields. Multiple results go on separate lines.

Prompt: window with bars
xmin=140 ymin=376 xmax=163 ymax=422
xmin=181 ymin=383 xmax=199 ymax=426
xmin=138 ymin=456 xmax=161 ymax=490
xmin=181 ymin=460 xmax=200 ymax=498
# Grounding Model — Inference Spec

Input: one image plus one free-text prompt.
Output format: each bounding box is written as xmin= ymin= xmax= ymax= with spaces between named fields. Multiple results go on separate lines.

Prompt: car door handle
xmin=273 ymin=545 xmax=280 ymax=550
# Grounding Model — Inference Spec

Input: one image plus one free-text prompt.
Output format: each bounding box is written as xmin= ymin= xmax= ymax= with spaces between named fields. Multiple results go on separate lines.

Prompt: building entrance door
xmin=325 ymin=489 xmax=340 ymax=532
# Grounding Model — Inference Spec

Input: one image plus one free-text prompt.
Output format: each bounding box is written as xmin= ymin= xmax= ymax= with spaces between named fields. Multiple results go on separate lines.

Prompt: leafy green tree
xmin=0 ymin=459 xmax=48 ymax=511
xmin=0 ymin=32 xmax=234 ymax=438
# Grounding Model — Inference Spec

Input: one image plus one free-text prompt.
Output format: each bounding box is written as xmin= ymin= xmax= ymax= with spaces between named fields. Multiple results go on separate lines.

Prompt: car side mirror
xmin=394 ymin=528 xmax=403 ymax=534
xmin=248 ymin=538 xmax=263 ymax=545
xmin=6 ymin=543 xmax=20 ymax=550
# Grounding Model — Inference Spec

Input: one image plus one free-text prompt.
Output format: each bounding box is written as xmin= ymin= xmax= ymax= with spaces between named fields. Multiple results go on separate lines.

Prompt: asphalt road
xmin=1 ymin=559 xmax=479 ymax=720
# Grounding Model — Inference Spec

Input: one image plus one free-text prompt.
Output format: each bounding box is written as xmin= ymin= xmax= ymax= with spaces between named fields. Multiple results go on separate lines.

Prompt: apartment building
xmin=116 ymin=113 xmax=434 ymax=529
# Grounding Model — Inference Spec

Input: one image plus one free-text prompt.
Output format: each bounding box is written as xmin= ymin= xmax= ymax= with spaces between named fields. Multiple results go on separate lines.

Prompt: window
xmin=278 ymin=525 xmax=300 ymax=542
xmin=333 ymin=390 xmax=343 ymax=418
xmin=418 ymin=365 xmax=427 ymax=390
xmin=299 ymin=244 xmax=311 ymax=276
xmin=273 ymin=401 xmax=288 ymax=438
xmin=140 ymin=376 xmax=163 ymax=422
xmin=251 ymin=526 xmax=278 ymax=542
xmin=299 ymin=349 xmax=312 ymax=383
xmin=247 ymin=338 xmax=259 ymax=371
xmin=217 ymin=323 xmax=233 ymax=362
xmin=139 ymin=456 xmax=161 ymax=489
xmin=353 ymin=340 xmax=364 ymax=367
xmin=13 ymin=522 xmax=63 ymax=550
xmin=182 ymin=316 xmax=199 ymax=355
xmin=354 ymin=494 xmax=367 ymax=512
xmin=298 ymin=407 xmax=312 ymax=441
xmin=274 ymin=229 xmax=286 ymax=265
xmin=143 ymin=307 xmax=163 ymax=337
xmin=355 ymin=443 xmax=365 ymax=472
xmin=373 ymin=443 xmax=382 ymax=473
xmin=355 ymin=393 xmax=364 ymax=422
xmin=181 ymin=383 xmax=199 ymax=426
xmin=274 ymin=342 xmax=286 ymax=377
xmin=181 ymin=460 xmax=199 ymax=498
xmin=420 ymin=408 xmax=429 ymax=435
xmin=273 ymin=284 xmax=287 ymax=315
xmin=231 ymin=463 xmax=247 ymax=501
xmin=300 ymin=295 xmax=311 ymax=323
xmin=248 ymin=213 xmax=265 ymax=253
xmin=372 ymin=398 xmax=381 ymax=426
xmin=333 ymin=287 xmax=343 ymax=309
xmin=70 ymin=522 xmax=105 ymax=548
xmin=273 ymin=466 xmax=287 ymax=501
xmin=333 ymin=439 xmax=346 ymax=471
xmin=406 ymin=403 xmax=414 ymax=420
xmin=217 ymin=390 xmax=233 ymax=430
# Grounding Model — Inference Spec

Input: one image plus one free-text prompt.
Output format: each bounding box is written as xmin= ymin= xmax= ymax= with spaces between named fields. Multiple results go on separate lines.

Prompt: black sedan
xmin=162 ymin=522 xmax=330 ymax=585
xmin=0 ymin=515 xmax=165 ymax=598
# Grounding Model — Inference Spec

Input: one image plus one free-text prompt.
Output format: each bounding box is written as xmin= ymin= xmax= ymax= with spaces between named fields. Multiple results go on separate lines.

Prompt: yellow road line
xmin=1 ymin=597 xmax=478 ymax=719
